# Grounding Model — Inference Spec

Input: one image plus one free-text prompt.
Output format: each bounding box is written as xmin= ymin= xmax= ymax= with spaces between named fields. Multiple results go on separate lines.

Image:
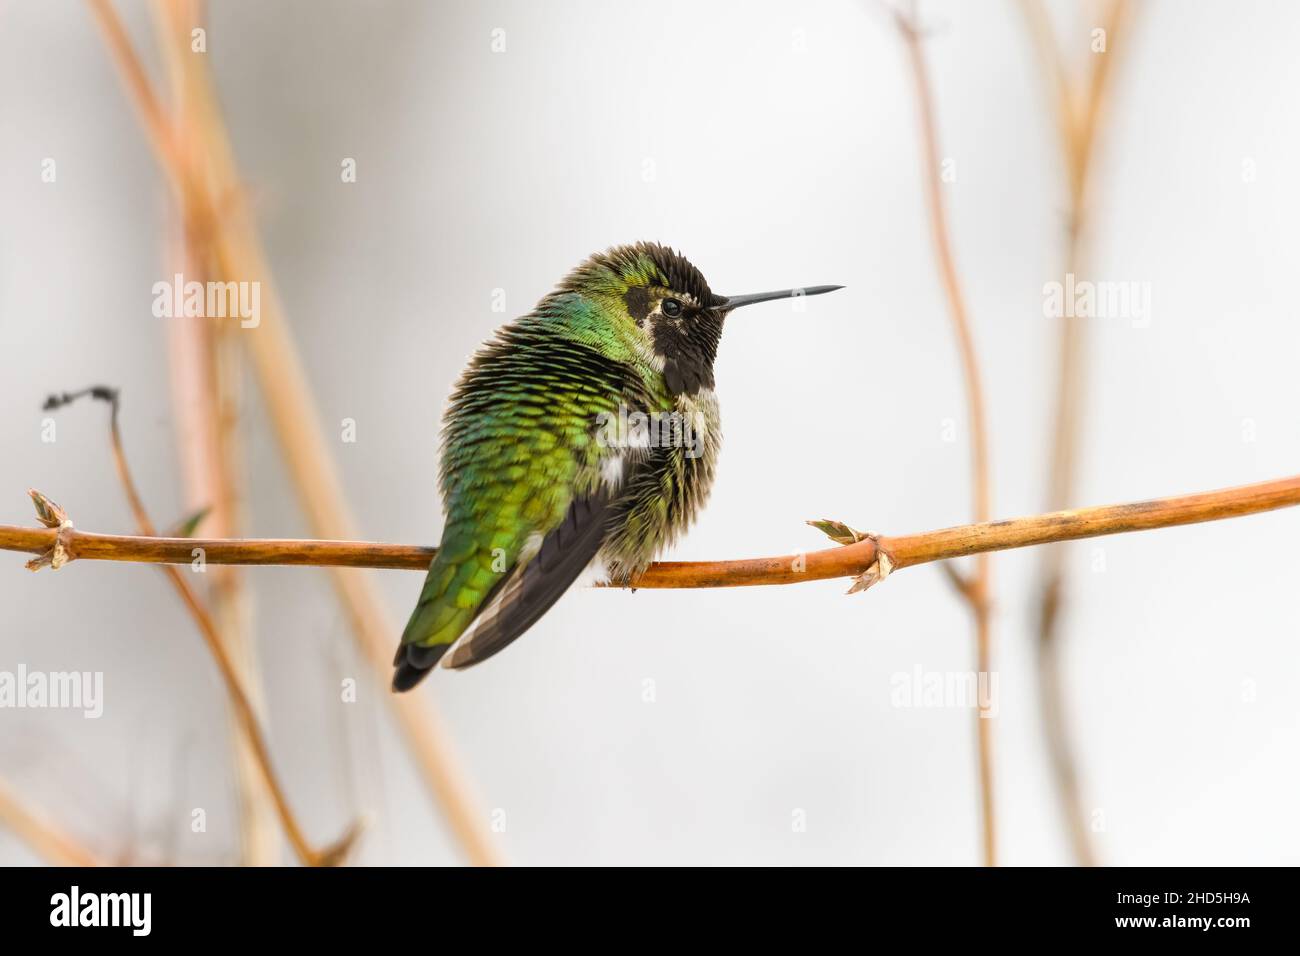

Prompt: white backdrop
xmin=1 ymin=0 xmax=1297 ymax=865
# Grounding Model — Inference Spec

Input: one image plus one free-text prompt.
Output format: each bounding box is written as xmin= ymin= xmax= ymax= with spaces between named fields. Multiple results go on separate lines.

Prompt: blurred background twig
xmin=85 ymin=0 xmax=502 ymax=866
xmin=1016 ymin=0 xmax=1135 ymax=867
xmin=42 ymin=387 xmax=359 ymax=866
xmin=151 ymin=0 xmax=277 ymax=866
xmin=0 ymin=775 xmax=103 ymax=867
xmin=893 ymin=4 xmax=998 ymax=866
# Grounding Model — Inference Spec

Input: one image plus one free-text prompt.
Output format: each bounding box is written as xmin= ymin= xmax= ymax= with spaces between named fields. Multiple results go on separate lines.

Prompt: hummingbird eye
xmin=661 ymin=298 xmax=683 ymax=318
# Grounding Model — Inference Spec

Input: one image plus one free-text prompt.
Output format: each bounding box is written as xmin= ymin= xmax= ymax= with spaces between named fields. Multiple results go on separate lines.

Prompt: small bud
xmin=807 ymin=518 xmax=869 ymax=546
xmin=28 ymin=488 xmax=69 ymax=529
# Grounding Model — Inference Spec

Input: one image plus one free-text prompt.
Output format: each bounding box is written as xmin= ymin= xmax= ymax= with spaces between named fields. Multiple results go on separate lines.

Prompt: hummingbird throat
xmin=621 ymin=286 xmax=722 ymax=397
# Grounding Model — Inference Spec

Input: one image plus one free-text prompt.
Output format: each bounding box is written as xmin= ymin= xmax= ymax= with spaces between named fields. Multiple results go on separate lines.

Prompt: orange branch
xmin=7 ymin=474 xmax=1299 ymax=586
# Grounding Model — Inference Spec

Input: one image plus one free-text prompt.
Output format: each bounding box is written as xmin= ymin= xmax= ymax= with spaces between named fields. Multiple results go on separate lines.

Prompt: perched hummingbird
xmin=393 ymin=242 xmax=841 ymax=689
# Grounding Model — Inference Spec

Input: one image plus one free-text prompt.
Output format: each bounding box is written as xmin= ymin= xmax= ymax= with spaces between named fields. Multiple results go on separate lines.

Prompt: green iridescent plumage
xmin=392 ymin=242 xmax=840 ymax=688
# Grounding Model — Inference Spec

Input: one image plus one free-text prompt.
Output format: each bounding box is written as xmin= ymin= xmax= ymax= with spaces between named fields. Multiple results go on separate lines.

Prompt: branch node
xmin=808 ymin=519 xmax=893 ymax=593
xmin=847 ymin=544 xmax=893 ymax=595
xmin=939 ymin=560 xmax=975 ymax=599
xmin=311 ymin=817 xmax=367 ymax=868
xmin=25 ymin=490 xmax=76 ymax=572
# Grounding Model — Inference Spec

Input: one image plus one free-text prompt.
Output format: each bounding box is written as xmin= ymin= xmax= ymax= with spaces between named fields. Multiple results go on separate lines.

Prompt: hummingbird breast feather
xmin=598 ymin=388 xmax=721 ymax=583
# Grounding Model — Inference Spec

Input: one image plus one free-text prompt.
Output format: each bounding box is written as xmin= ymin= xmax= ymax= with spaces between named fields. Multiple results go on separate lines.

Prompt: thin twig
xmin=7 ymin=473 xmax=1300 ymax=584
xmin=86 ymin=0 xmax=503 ymax=866
xmin=42 ymin=388 xmax=359 ymax=867
xmin=151 ymin=0 xmax=278 ymax=866
xmin=893 ymin=6 xmax=997 ymax=866
xmin=0 ymin=776 xmax=103 ymax=867
xmin=1017 ymin=0 xmax=1133 ymax=867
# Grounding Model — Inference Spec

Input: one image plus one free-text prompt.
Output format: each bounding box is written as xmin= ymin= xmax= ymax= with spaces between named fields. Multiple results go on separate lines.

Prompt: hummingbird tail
xmin=392 ymin=537 xmax=494 ymax=691
xmin=392 ymin=490 xmax=615 ymax=687
xmin=392 ymin=642 xmax=449 ymax=692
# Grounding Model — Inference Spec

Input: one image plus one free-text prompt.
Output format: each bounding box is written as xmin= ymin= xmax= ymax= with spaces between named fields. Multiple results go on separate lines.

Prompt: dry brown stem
xmin=40 ymin=388 xmax=358 ymax=866
xmin=0 ymin=776 xmax=103 ymax=867
xmin=150 ymin=0 xmax=277 ymax=865
xmin=1017 ymin=0 xmax=1134 ymax=866
xmin=7 ymin=474 xmax=1298 ymax=585
xmin=893 ymin=7 xmax=997 ymax=865
xmin=86 ymin=0 xmax=502 ymax=866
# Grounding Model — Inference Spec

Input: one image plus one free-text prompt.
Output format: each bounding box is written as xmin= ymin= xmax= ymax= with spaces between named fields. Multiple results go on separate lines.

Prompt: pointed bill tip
xmin=713 ymin=285 xmax=845 ymax=311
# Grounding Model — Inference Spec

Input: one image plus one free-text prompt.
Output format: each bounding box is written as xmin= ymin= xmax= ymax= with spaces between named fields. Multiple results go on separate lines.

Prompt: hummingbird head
xmin=555 ymin=241 xmax=843 ymax=396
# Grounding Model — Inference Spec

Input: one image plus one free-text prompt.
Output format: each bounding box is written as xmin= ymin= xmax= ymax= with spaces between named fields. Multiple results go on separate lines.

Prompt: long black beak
xmin=712 ymin=285 xmax=844 ymax=312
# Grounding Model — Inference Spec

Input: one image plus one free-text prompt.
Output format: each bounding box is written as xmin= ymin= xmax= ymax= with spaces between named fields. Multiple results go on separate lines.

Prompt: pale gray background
xmin=1 ymin=0 xmax=1298 ymax=865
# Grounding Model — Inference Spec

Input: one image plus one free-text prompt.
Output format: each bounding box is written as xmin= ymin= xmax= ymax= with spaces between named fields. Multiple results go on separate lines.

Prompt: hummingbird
xmin=393 ymin=242 xmax=841 ymax=689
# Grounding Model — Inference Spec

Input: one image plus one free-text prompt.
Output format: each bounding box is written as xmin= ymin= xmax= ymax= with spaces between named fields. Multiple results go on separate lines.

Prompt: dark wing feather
xmin=440 ymin=488 xmax=614 ymax=670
